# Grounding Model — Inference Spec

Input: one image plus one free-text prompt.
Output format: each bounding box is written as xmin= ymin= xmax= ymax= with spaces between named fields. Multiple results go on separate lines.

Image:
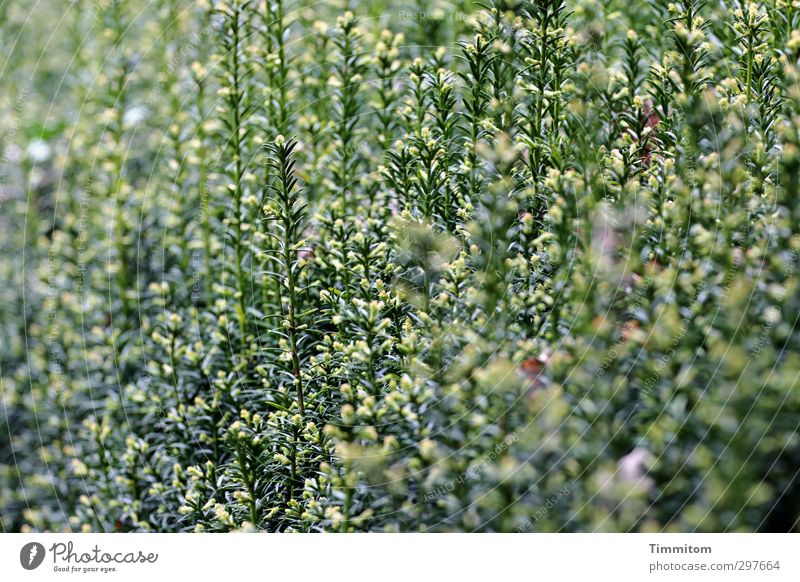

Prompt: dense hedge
xmin=1 ymin=0 xmax=800 ymax=532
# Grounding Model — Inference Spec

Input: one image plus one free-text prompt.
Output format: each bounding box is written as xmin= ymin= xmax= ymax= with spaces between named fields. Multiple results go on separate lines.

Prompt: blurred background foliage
xmin=1 ymin=0 xmax=799 ymax=532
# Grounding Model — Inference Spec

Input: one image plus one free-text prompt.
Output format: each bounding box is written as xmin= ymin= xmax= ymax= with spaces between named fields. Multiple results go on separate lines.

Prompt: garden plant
xmin=1 ymin=0 xmax=799 ymax=532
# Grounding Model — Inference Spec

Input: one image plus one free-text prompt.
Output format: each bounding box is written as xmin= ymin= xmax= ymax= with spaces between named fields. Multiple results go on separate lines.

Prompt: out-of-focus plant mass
xmin=1 ymin=0 xmax=800 ymax=532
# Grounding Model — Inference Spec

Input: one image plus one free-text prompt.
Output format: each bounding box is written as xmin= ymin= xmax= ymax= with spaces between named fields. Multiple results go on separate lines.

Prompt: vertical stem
xmin=285 ymin=241 xmax=304 ymax=416
xmin=745 ymin=31 xmax=753 ymax=104
xmin=277 ymin=0 xmax=288 ymax=131
xmin=198 ymin=82 xmax=213 ymax=301
xmin=225 ymin=5 xmax=248 ymax=335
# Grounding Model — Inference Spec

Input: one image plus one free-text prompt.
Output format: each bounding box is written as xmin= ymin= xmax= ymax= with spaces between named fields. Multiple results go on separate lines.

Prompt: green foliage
xmin=2 ymin=0 xmax=800 ymax=532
